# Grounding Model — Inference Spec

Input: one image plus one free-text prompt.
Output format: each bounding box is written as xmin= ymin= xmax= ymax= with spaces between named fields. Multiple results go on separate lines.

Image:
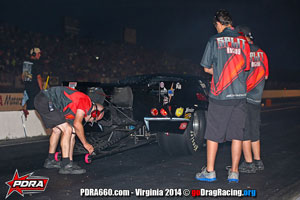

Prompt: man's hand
xmin=74 ymin=109 xmax=94 ymax=154
xmin=204 ymin=67 xmax=213 ymax=75
xmin=84 ymin=143 xmax=94 ymax=154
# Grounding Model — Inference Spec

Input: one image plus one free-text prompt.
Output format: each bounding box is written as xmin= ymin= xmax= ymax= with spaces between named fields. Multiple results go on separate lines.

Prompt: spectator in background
xmin=21 ymin=47 xmax=43 ymax=114
xmin=0 ymin=23 xmax=206 ymax=92
xmin=236 ymin=26 xmax=269 ymax=173
xmin=195 ymin=9 xmax=250 ymax=183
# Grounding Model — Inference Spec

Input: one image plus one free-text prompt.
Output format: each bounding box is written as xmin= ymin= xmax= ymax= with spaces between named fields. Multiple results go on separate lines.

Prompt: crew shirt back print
xmin=201 ymin=28 xmax=250 ymax=101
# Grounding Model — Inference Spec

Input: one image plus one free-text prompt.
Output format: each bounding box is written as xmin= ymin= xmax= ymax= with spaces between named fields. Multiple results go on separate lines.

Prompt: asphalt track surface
xmin=0 ymin=103 xmax=300 ymax=200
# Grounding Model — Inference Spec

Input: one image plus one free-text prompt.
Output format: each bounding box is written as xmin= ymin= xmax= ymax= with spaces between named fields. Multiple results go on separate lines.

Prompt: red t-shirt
xmin=45 ymin=86 xmax=92 ymax=121
xmin=246 ymin=42 xmax=269 ymax=104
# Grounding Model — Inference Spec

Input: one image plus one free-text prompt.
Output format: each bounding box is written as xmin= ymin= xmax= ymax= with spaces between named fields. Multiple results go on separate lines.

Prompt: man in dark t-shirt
xmin=34 ymin=86 xmax=104 ymax=174
xmin=236 ymin=26 xmax=269 ymax=174
xmin=22 ymin=48 xmax=43 ymax=110
xmin=195 ymin=9 xmax=250 ymax=183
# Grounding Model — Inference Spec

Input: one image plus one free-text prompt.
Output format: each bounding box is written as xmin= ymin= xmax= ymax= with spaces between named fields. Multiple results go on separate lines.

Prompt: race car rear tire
xmin=156 ymin=110 xmax=206 ymax=156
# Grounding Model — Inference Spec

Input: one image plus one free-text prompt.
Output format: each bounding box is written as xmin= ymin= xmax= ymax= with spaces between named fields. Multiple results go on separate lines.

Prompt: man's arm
xmin=204 ymin=67 xmax=213 ymax=75
xmin=244 ymin=42 xmax=251 ymax=71
xmin=201 ymin=39 xmax=214 ymax=75
xmin=264 ymin=52 xmax=269 ymax=80
xmin=73 ymin=109 xmax=94 ymax=154
xmin=37 ymin=74 xmax=43 ymax=90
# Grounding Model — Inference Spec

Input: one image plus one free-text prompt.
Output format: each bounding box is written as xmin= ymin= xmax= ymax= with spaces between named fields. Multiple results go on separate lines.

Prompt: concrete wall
xmin=0 ymin=110 xmax=47 ymax=140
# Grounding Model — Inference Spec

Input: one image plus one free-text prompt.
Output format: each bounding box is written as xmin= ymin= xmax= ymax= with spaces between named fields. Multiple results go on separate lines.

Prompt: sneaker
xmin=238 ymin=161 xmax=257 ymax=173
xmin=228 ymin=169 xmax=239 ymax=183
xmin=195 ymin=167 xmax=216 ymax=182
xmin=70 ymin=161 xmax=82 ymax=170
xmin=254 ymin=160 xmax=264 ymax=171
xmin=58 ymin=162 xmax=86 ymax=175
xmin=44 ymin=158 xmax=61 ymax=169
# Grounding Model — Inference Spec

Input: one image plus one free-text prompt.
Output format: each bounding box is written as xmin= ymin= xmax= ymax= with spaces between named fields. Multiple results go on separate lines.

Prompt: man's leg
xmin=57 ymin=123 xmax=86 ymax=174
xmin=226 ymin=101 xmax=247 ymax=181
xmin=69 ymin=129 xmax=83 ymax=170
xmin=252 ymin=140 xmax=261 ymax=160
xmin=242 ymin=140 xmax=253 ymax=163
xmin=56 ymin=123 xmax=72 ymax=160
xmin=252 ymin=140 xmax=264 ymax=170
xmin=239 ymin=139 xmax=257 ymax=173
xmin=69 ymin=126 xmax=76 ymax=161
xmin=207 ymin=140 xmax=218 ymax=172
xmin=239 ymin=102 xmax=257 ymax=173
xmin=250 ymin=104 xmax=264 ymax=170
xmin=44 ymin=127 xmax=62 ymax=169
xmin=227 ymin=139 xmax=243 ymax=182
xmin=69 ymin=134 xmax=76 ymax=161
xmin=196 ymin=101 xmax=230 ymax=182
xmin=49 ymin=127 xmax=61 ymax=154
xmin=231 ymin=139 xmax=242 ymax=172
xmin=195 ymin=139 xmax=218 ymax=182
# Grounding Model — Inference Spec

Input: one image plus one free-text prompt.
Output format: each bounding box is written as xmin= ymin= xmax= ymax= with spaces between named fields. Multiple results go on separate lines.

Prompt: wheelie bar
xmin=84 ymin=123 xmax=143 ymax=164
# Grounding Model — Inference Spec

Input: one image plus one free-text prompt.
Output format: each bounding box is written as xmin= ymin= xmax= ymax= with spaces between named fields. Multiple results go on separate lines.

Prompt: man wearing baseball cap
xmin=236 ymin=25 xmax=269 ymax=173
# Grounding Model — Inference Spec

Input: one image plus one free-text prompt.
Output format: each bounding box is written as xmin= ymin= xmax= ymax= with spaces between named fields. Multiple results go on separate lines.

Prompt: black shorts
xmin=34 ymin=91 xmax=66 ymax=129
xmin=243 ymin=103 xmax=261 ymax=142
xmin=204 ymin=100 xmax=246 ymax=143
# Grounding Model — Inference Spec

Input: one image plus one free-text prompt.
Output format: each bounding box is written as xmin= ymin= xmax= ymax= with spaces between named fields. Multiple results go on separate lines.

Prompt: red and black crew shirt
xmin=246 ymin=42 xmax=269 ymax=105
xmin=201 ymin=27 xmax=250 ymax=103
xmin=43 ymin=86 xmax=92 ymax=123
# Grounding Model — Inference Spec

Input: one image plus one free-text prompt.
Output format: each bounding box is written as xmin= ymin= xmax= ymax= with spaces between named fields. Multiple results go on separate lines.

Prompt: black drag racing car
xmin=63 ymin=74 xmax=209 ymax=160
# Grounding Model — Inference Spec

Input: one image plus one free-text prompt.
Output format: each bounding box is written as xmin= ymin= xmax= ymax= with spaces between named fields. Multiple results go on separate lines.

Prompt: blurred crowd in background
xmin=0 ymin=23 xmax=299 ymax=93
xmin=0 ymin=23 xmax=205 ymax=92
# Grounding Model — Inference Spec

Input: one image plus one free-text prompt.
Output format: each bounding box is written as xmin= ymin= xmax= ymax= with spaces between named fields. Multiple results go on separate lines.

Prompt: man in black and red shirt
xmin=22 ymin=48 xmax=43 ymax=111
xmin=34 ymin=86 xmax=104 ymax=174
xmin=195 ymin=9 xmax=250 ymax=183
xmin=236 ymin=26 xmax=269 ymax=173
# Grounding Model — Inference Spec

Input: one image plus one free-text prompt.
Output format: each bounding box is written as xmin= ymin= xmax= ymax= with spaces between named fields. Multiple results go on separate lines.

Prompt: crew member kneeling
xmin=34 ymin=86 xmax=104 ymax=174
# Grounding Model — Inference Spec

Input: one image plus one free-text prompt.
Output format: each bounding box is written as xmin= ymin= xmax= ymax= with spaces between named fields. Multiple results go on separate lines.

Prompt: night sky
xmin=1 ymin=0 xmax=299 ymax=81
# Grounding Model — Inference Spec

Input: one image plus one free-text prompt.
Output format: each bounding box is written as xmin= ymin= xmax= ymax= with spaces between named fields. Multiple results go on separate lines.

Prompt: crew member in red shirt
xmin=34 ymin=86 xmax=104 ymax=174
xmin=236 ymin=26 xmax=269 ymax=173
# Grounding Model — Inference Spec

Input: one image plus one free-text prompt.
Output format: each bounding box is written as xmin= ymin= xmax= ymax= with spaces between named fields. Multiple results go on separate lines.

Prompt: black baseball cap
xmin=236 ymin=25 xmax=254 ymax=40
